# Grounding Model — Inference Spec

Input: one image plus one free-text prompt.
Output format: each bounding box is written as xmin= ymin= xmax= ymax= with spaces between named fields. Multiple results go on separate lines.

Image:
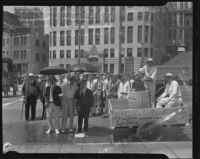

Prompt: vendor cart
xmin=108 ymin=90 xmax=190 ymax=141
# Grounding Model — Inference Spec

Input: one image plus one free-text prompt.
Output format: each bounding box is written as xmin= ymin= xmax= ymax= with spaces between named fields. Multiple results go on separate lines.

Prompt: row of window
xmin=50 ymin=6 xmax=154 ymax=27
xmin=2 ymin=38 xmax=10 ymax=47
xmin=168 ymin=29 xmax=184 ymax=44
xmin=13 ymin=50 xmax=27 ymax=59
xmin=168 ymin=13 xmax=188 ymax=27
xmin=35 ymin=53 xmax=46 ymax=62
xmin=2 ymin=51 xmax=9 ymax=55
xmin=14 ymin=36 xmax=27 ymax=46
xmin=50 ymin=26 xmax=154 ymax=47
xmin=49 ymin=47 xmax=153 ymax=60
xmin=35 ymin=39 xmax=46 ymax=48
xmin=103 ymin=64 xmax=115 ymax=73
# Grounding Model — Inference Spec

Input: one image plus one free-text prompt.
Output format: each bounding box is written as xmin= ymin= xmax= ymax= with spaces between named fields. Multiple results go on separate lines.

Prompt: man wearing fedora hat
xmin=45 ymin=75 xmax=62 ymax=134
xmin=22 ymin=73 xmax=39 ymax=121
xmin=140 ymin=58 xmax=157 ymax=108
xmin=156 ymin=73 xmax=183 ymax=108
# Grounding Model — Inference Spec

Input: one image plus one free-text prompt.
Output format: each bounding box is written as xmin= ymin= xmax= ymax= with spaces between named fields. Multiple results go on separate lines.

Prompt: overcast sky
xmin=3 ymin=6 xmax=50 ymax=34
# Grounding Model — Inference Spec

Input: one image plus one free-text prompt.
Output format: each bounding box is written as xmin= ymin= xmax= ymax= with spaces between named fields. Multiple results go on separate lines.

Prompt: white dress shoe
xmin=55 ymin=129 xmax=60 ymax=134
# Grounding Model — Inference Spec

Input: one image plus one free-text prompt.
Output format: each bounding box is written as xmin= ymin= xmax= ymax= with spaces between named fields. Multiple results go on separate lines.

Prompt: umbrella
xmin=69 ymin=63 xmax=98 ymax=73
xmin=40 ymin=66 xmax=68 ymax=75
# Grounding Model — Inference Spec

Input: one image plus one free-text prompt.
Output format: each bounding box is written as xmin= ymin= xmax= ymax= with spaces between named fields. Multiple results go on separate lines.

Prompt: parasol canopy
xmin=40 ymin=66 xmax=68 ymax=75
xmin=69 ymin=63 xmax=98 ymax=73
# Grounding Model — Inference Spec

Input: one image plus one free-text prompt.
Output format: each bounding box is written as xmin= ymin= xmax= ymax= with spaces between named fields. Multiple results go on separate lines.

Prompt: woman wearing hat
xmin=139 ymin=58 xmax=157 ymax=108
xmin=156 ymin=73 xmax=183 ymax=108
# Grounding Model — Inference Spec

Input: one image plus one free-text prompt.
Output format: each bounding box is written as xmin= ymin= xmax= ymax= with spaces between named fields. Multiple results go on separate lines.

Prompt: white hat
xmin=165 ymin=73 xmax=174 ymax=77
xmin=147 ymin=58 xmax=154 ymax=62
xmin=28 ymin=73 xmax=34 ymax=77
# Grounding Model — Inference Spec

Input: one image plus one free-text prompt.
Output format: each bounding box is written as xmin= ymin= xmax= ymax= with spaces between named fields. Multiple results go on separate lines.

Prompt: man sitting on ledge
xmin=156 ymin=73 xmax=183 ymax=108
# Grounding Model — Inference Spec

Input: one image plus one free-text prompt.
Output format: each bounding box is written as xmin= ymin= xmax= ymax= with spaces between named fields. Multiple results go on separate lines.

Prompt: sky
xmin=3 ymin=6 xmax=50 ymax=34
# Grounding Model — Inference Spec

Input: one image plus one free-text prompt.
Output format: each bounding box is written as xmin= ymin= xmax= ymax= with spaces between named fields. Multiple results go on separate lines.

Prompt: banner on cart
xmin=110 ymin=105 xmax=189 ymax=127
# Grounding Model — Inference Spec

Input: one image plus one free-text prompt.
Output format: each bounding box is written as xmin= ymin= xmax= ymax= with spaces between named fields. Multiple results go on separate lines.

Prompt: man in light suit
xmin=45 ymin=75 xmax=62 ymax=134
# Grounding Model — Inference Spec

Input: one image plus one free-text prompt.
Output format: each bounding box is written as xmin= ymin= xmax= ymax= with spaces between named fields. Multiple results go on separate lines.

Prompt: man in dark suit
xmin=22 ymin=73 xmax=39 ymax=121
xmin=45 ymin=75 xmax=62 ymax=134
xmin=74 ymin=79 xmax=94 ymax=135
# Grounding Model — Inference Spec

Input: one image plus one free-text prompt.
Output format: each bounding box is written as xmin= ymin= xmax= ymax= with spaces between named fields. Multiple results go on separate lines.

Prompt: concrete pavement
xmin=5 ymin=142 xmax=192 ymax=158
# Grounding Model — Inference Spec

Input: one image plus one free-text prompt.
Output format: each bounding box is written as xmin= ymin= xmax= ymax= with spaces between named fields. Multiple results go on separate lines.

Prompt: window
xmin=145 ymin=12 xmax=149 ymax=21
xmin=53 ymin=50 xmax=56 ymax=59
xmin=89 ymin=6 xmax=94 ymax=24
xmin=127 ymin=26 xmax=133 ymax=43
xmin=137 ymin=48 xmax=142 ymax=57
xmin=110 ymin=27 xmax=115 ymax=44
xmin=150 ymin=48 xmax=153 ymax=57
xmin=150 ymin=26 xmax=154 ymax=43
xmin=180 ymin=13 xmax=184 ymax=26
xmin=24 ymin=50 xmax=27 ymax=59
xmin=121 ymin=27 xmax=125 ymax=43
xmin=14 ymin=38 xmax=16 ymax=46
xmin=104 ymin=7 xmax=109 ymax=23
xmin=3 ymin=39 xmax=5 ymax=47
xmin=173 ymin=30 xmax=176 ymax=42
xmin=110 ymin=64 xmax=114 ymax=73
xmin=75 ymin=50 xmax=79 ymax=58
xmin=66 ymin=64 xmax=70 ymax=71
xmin=36 ymin=40 xmax=39 ymax=47
xmin=75 ymin=30 xmax=79 ymax=45
xmin=81 ymin=29 xmax=85 ymax=45
xmin=138 ymin=25 xmax=142 ymax=42
xmin=16 ymin=51 xmax=19 ymax=59
xmin=53 ymin=7 xmax=57 ymax=27
xmin=60 ymin=31 xmax=65 ymax=46
xmin=144 ymin=25 xmax=149 ymax=42
xmin=66 ymin=50 xmax=71 ymax=58
xmin=88 ymin=29 xmax=93 ymax=45
xmin=95 ymin=28 xmax=100 ymax=45
xmin=16 ymin=37 xmax=19 ymax=46
xmin=169 ymin=30 xmax=172 ymax=42
xmin=53 ymin=31 xmax=56 ymax=46
xmin=80 ymin=49 xmax=84 ymax=58
xmin=121 ymin=6 xmax=125 ymax=22
xmin=96 ymin=6 xmax=100 ymax=24
xmin=50 ymin=7 xmax=52 ymax=27
xmin=66 ymin=6 xmax=71 ymax=26
xmin=104 ymin=49 xmax=108 ymax=58
xmin=180 ymin=2 xmax=183 ymax=9
xmin=128 ymin=12 xmax=133 ymax=21
xmin=80 ymin=7 xmax=85 ymax=24
xmin=104 ymin=64 xmax=108 ymax=73
xmin=42 ymin=54 xmax=45 ymax=61
xmin=172 ymin=13 xmax=177 ymax=26
xmin=50 ymin=32 xmax=52 ymax=46
xmin=179 ymin=29 xmax=183 ymax=43
xmin=60 ymin=64 xmax=64 ymax=68
xmin=7 ymin=51 xmax=9 ymax=55
xmin=75 ymin=6 xmax=79 ymax=25
xmin=151 ymin=12 xmax=154 ymax=22
xmin=21 ymin=37 xmax=23 ymax=45
xmin=66 ymin=30 xmax=71 ymax=45
xmin=24 ymin=36 xmax=27 ymax=45
xmin=184 ymin=2 xmax=188 ymax=9
xmin=36 ymin=53 xmax=39 ymax=61
xmin=121 ymin=48 xmax=125 ymax=57
xmin=111 ymin=7 xmax=115 ymax=22
xmin=49 ymin=51 xmax=52 ymax=59
xmin=60 ymin=7 xmax=65 ymax=26
xmin=104 ymin=28 xmax=109 ymax=44
xmin=138 ymin=12 xmax=143 ymax=21
xmin=42 ymin=41 xmax=46 ymax=48
xmin=110 ymin=49 xmax=115 ymax=58
xmin=21 ymin=50 xmax=23 ymax=59
xmin=7 ymin=38 xmax=9 ymax=44
xmin=13 ymin=51 xmax=16 ymax=59
xmin=127 ymin=48 xmax=133 ymax=57
xmin=60 ymin=50 xmax=64 ymax=59
xmin=144 ymin=48 xmax=148 ymax=57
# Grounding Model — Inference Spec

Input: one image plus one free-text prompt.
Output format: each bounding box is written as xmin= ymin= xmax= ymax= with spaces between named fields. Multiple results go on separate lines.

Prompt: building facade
xmin=167 ymin=2 xmax=193 ymax=53
xmin=3 ymin=10 xmax=49 ymax=75
xmin=49 ymin=6 xmax=169 ymax=74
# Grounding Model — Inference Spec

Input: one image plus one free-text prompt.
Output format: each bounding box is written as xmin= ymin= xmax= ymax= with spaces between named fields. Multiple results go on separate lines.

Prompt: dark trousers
xmin=41 ymin=98 xmax=46 ymax=119
xmin=77 ymin=111 xmax=90 ymax=133
xmin=25 ymin=95 xmax=37 ymax=120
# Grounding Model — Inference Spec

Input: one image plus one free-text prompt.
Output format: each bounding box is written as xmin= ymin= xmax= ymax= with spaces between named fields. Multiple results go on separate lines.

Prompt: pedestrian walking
xmin=139 ymin=58 xmax=157 ymax=108
xmin=45 ymin=75 xmax=62 ymax=134
xmin=74 ymin=79 xmax=94 ymax=135
xmin=61 ymin=77 xmax=78 ymax=133
xmin=22 ymin=73 xmax=39 ymax=121
xmin=156 ymin=73 xmax=183 ymax=108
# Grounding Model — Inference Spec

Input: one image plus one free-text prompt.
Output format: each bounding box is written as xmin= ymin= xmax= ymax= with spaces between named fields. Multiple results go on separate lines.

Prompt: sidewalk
xmin=11 ymin=142 xmax=192 ymax=158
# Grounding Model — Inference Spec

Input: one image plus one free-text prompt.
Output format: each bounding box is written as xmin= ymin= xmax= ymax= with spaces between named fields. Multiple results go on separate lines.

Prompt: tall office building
xmin=49 ymin=6 xmax=169 ymax=74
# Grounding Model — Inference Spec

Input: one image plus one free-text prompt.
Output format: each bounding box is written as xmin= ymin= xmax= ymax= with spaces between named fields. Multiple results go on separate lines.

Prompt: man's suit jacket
xmin=38 ymin=81 xmax=47 ymax=101
xmin=22 ymin=80 xmax=38 ymax=100
xmin=74 ymin=88 xmax=94 ymax=111
xmin=45 ymin=85 xmax=62 ymax=106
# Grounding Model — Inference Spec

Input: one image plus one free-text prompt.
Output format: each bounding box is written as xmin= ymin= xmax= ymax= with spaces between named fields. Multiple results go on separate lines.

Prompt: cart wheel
xmin=137 ymin=122 xmax=163 ymax=142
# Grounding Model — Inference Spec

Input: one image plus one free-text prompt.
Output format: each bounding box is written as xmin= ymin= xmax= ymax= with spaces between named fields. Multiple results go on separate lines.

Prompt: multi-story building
xmin=49 ymin=6 xmax=169 ymax=74
xmin=167 ymin=2 xmax=193 ymax=53
xmin=3 ymin=10 xmax=49 ymax=75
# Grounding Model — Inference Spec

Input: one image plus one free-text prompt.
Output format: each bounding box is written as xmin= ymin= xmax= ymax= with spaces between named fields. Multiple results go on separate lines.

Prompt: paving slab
xmin=82 ymin=143 xmax=104 ymax=153
xmin=60 ymin=144 xmax=82 ymax=153
xmin=144 ymin=142 xmax=179 ymax=158
xmin=164 ymin=142 xmax=192 ymax=158
xmin=36 ymin=144 xmax=62 ymax=153
xmin=102 ymin=143 xmax=125 ymax=153
xmin=14 ymin=145 xmax=41 ymax=153
xmin=123 ymin=142 xmax=147 ymax=153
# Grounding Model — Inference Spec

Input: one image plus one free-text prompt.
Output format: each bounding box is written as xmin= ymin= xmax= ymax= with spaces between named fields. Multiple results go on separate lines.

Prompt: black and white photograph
xmin=2 ymin=2 xmax=193 ymax=158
